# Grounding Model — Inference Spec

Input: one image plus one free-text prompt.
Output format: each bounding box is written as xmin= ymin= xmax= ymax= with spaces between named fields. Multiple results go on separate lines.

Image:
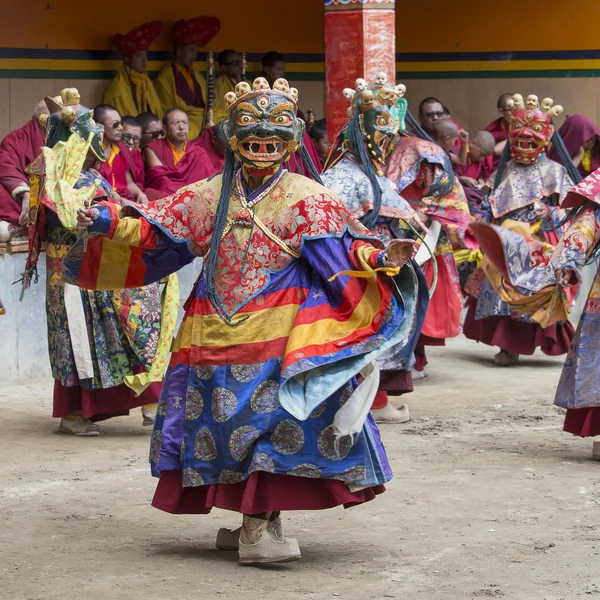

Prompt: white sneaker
xmin=592 ymin=442 xmax=600 ymax=461
xmin=238 ymin=517 xmax=302 ymax=564
xmin=372 ymin=402 xmax=410 ymax=424
xmin=142 ymin=408 xmax=156 ymax=427
xmin=412 ymin=365 xmax=429 ymax=381
xmin=59 ymin=416 xmax=100 ymax=436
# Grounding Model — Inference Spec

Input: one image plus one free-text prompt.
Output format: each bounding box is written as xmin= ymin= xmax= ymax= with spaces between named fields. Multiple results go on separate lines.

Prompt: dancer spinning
xmin=322 ymin=74 xmax=428 ymax=423
xmin=71 ymin=78 xmax=423 ymax=564
xmin=463 ymin=94 xmax=576 ymax=366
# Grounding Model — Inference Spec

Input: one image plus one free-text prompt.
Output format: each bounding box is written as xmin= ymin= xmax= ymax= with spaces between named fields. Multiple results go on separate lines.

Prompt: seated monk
xmin=433 ymin=119 xmax=468 ymax=167
xmin=121 ymin=115 xmax=148 ymax=204
xmin=103 ymin=21 xmax=163 ymax=117
xmin=154 ymin=16 xmax=220 ymax=140
xmin=485 ymin=93 xmax=514 ymax=168
xmin=214 ymin=49 xmax=245 ymax=123
xmin=144 ymin=108 xmax=216 ymax=198
xmin=93 ymin=104 xmax=134 ymax=200
xmin=0 ymin=99 xmax=48 ymax=226
xmin=454 ymin=130 xmax=495 ymax=215
xmin=137 ymin=111 xmax=164 ymax=148
xmin=196 ymin=120 xmax=226 ymax=172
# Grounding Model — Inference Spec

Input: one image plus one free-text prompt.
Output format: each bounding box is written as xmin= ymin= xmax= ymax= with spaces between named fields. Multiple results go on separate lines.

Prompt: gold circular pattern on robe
xmin=250 ymin=380 xmax=281 ymax=413
xmin=229 ymin=426 xmax=260 ymax=461
xmin=339 ymin=383 xmax=353 ymax=407
xmin=271 ymin=419 xmax=305 ymax=455
xmin=185 ymin=387 xmax=204 ymax=420
xmin=218 ymin=470 xmax=246 ymax=484
xmin=231 ymin=362 xmax=264 ymax=383
xmin=150 ymin=431 xmax=162 ymax=464
xmin=194 ymin=426 xmax=218 ymax=461
xmin=287 ymin=463 xmax=322 ymax=478
xmin=317 ymin=425 xmax=353 ymax=461
xmin=248 ymin=452 xmax=275 ymax=473
xmin=211 ymin=388 xmax=238 ymax=423
xmin=309 ymin=402 xmax=326 ymax=419
xmin=193 ymin=365 xmax=216 ymax=380
xmin=156 ymin=398 xmax=168 ymax=417
xmin=182 ymin=468 xmax=205 ymax=486
xmin=333 ymin=465 xmax=367 ymax=483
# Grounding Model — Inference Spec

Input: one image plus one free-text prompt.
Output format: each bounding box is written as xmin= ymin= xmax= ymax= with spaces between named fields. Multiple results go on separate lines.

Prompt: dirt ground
xmin=1 ymin=335 xmax=599 ymax=600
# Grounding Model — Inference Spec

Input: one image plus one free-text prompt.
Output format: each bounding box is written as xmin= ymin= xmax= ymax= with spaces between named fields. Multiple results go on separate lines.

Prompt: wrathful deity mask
xmin=344 ymin=73 xmax=408 ymax=170
xmin=508 ymin=94 xmax=563 ymax=165
xmin=223 ymin=77 xmax=302 ymax=170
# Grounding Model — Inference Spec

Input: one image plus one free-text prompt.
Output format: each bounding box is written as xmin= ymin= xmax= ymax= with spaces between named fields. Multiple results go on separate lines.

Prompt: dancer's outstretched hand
xmin=77 ymin=208 xmax=94 ymax=233
xmin=385 ymin=239 xmax=416 ymax=268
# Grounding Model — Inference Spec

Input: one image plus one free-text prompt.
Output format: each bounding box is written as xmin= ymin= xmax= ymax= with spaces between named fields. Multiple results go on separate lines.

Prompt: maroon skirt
xmin=379 ymin=369 xmax=413 ymax=395
xmin=152 ymin=470 xmax=385 ymax=515
xmin=463 ymin=300 xmax=574 ymax=356
xmin=53 ymin=380 xmax=161 ymax=422
xmin=563 ymin=407 xmax=600 ymax=438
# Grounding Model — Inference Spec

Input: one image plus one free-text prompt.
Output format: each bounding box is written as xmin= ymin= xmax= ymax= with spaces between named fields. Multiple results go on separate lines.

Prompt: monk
xmin=433 ymin=119 xmax=468 ymax=167
xmin=144 ymin=108 xmax=215 ymax=197
xmin=197 ymin=120 xmax=226 ymax=172
xmin=93 ymin=104 xmax=134 ymax=200
xmin=121 ymin=115 xmax=148 ymax=204
xmin=418 ymin=97 xmax=445 ymax=137
xmin=308 ymin=121 xmax=330 ymax=168
xmin=214 ymin=49 xmax=245 ymax=123
xmin=154 ymin=16 xmax=220 ymax=140
xmin=455 ymin=130 xmax=495 ymax=188
xmin=103 ymin=21 xmax=163 ymax=117
xmin=0 ymin=100 xmax=48 ymax=226
xmin=138 ymin=111 xmax=164 ymax=148
xmin=485 ymin=93 xmax=514 ymax=166
xmin=549 ymin=114 xmax=600 ymax=178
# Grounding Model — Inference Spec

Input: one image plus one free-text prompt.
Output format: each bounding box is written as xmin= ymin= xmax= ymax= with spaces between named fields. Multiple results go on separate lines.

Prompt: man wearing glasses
xmin=138 ymin=112 xmax=165 ymax=148
xmin=214 ymin=49 xmax=245 ymax=124
xmin=93 ymin=104 xmax=132 ymax=200
xmin=418 ymin=97 xmax=446 ymax=137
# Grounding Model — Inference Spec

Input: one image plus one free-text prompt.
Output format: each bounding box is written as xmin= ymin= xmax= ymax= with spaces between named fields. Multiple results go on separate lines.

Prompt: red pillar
xmin=325 ymin=0 xmax=396 ymax=142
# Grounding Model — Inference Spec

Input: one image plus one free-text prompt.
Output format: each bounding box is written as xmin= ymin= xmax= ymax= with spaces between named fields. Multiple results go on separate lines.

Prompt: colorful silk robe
xmin=45 ymin=171 xmax=161 ymax=391
xmin=468 ymin=157 xmax=574 ymax=323
xmin=471 ymin=170 xmax=600 ymax=410
xmin=386 ymin=135 xmax=473 ymax=340
xmin=322 ymin=155 xmax=428 ymax=372
xmin=63 ymin=168 xmax=422 ymax=489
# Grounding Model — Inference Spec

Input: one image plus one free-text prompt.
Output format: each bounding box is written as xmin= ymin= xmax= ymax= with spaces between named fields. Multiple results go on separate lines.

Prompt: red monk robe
xmin=120 ymin=146 xmax=146 ymax=189
xmin=454 ymin=154 xmax=494 ymax=181
xmin=98 ymin=143 xmax=134 ymax=200
xmin=287 ymin=132 xmax=323 ymax=176
xmin=195 ymin=127 xmax=225 ymax=173
xmin=485 ymin=117 xmax=509 ymax=171
xmin=0 ymin=118 xmax=45 ymax=225
xmin=144 ymin=138 xmax=216 ymax=199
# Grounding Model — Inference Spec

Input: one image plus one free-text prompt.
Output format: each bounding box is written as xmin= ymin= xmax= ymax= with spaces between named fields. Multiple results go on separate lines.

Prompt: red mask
xmin=509 ymin=108 xmax=554 ymax=164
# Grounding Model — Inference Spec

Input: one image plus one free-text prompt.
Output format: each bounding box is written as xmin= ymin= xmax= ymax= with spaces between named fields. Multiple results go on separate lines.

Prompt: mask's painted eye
xmin=271 ymin=114 xmax=292 ymax=126
xmin=377 ymin=115 xmax=390 ymax=128
xmin=532 ymin=124 xmax=542 ymax=132
xmin=237 ymin=114 xmax=256 ymax=126
xmin=513 ymin=122 xmax=522 ymax=129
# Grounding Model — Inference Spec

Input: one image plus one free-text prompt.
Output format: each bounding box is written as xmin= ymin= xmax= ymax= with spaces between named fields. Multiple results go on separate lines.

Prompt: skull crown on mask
xmin=223 ymin=77 xmax=303 ymax=170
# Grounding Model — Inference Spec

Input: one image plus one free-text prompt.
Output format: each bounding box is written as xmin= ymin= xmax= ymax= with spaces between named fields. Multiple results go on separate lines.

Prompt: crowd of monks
xmin=0 ymin=18 xmax=327 ymax=236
